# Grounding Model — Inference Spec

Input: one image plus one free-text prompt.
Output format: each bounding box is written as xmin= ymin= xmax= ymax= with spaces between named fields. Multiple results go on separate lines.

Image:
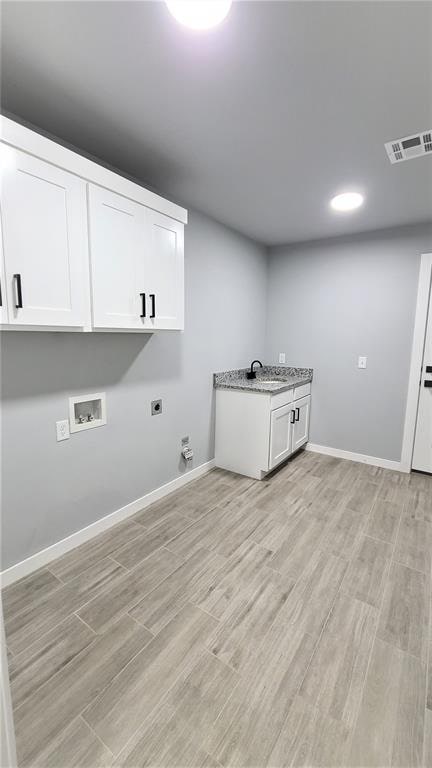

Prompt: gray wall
xmin=265 ymin=223 xmax=432 ymax=462
xmin=1 ymin=210 xmax=267 ymax=569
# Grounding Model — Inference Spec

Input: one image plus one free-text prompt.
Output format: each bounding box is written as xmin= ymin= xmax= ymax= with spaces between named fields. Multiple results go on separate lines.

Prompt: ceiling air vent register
xmin=385 ymin=130 xmax=432 ymax=163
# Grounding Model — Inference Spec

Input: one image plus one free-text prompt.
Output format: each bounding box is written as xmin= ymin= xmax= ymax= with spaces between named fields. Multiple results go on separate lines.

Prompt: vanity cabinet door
xmin=292 ymin=395 xmax=311 ymax=452
xmin=1 ymin=149 xmax=88 ymax=327
xmin=269 ymin=403 xmax=294 ymax=469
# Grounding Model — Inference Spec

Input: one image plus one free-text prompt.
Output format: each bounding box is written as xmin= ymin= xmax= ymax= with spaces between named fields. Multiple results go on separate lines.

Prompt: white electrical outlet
xmin=56 ymin=419 xmax=70 ymax=442
xmin=358 ymin=356 xmax=367 ymax=369
xmin=279 ymin=352 xmax=286 ymax=364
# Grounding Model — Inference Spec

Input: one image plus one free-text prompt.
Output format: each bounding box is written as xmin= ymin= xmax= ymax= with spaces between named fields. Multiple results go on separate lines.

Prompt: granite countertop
xmin=213 ymin=365 xmax=313 ymax=394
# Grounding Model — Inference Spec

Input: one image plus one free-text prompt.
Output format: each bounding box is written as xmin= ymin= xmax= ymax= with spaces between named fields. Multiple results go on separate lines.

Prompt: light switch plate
xmin=279 ymin=352 xmax=286 ymax=364
xmin=56 ymin=419 xmax=70 ymax=442
xmin=358 ymin=356 xmax=367 ymax=369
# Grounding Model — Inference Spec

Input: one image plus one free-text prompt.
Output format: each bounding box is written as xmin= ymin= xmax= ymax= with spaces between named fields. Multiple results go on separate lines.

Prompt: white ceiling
xmin=1 ymin=0 xmax=431 ymax=245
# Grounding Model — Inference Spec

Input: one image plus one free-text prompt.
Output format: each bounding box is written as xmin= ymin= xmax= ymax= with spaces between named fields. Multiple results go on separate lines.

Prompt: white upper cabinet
xmin=0 ymin=217 xmax=8 ymax=323
xmin=146 ymin=210 xmax=184 ymax=330
xmin=0 ymin=118 xmax=186 ymax=332
xmin=88 ymin=186 xmax=184 ymax=331
xmin=0 ymin=149 xmax=89 ymax=327
xmin=88 ymin=185 xmax=146 ymax=330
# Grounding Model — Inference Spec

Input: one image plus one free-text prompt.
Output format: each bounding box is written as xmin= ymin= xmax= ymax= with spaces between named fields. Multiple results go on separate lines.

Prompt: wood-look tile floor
xmin=3 ymin=451 xmax=432 ymax=767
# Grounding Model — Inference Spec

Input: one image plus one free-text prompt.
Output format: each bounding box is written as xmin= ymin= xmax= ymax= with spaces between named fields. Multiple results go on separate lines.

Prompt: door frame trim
xmin=401 ymin=252 xmax=432 ymax=472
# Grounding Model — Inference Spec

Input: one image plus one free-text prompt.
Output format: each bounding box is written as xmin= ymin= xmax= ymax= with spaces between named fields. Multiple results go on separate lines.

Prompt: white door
xmin=412 ymin=284 xmax=432 ymax=473
xmin=146 ymin=210 xmax=184 ymax=330
xmin=1 ymin=148 xmax=88 ymax=326
xmin=269 ymin=403 xmax=294 ymax=469
xmin=88 ymin=185 xmax=148 ymax=330
xmin=292 ymin=395 xmax=311 ymax=453
xmin=0 ymin=217 xmax=8 ymax=323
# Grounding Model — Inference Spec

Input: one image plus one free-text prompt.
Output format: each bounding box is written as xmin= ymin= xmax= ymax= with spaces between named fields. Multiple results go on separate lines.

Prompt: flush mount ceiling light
xmin=330 ymin=192 xmax=364 ymax=212
xmin=165 ymin=0 xmax=232 ymax=30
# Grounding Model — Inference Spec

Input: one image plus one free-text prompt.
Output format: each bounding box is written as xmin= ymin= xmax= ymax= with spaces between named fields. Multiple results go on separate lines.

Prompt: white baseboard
xmin=1 ymin=459 xmax=215 ymax=588
xmin=305 ymin=443 xmax=403 ymax=472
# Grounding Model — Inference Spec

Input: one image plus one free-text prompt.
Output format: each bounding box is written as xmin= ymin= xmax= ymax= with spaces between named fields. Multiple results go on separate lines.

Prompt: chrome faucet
xmin=247 ymin=360 xmax=263 ymax=380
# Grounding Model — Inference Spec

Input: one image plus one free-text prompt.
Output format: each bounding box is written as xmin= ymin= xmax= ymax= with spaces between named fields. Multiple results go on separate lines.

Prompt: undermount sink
xmin=257 ymin=380 xmax=286 ymax=385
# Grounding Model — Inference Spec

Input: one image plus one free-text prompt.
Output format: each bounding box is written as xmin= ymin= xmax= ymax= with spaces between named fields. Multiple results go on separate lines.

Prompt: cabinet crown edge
xmin=0 ymin=116 xmax=188 ymax=224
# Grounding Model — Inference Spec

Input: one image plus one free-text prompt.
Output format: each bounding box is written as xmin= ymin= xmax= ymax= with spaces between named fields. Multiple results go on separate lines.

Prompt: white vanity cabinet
xmin=0 ymin=116 xmax=187 ymax=332
xmin=215 ymin=383 xmax=311 ymax=479
xmin=0 ymin=149 xmax=89 ymax=329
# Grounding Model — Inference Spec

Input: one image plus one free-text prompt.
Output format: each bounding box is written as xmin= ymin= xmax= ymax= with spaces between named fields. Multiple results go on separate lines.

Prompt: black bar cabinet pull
xmin=290 ymin=410 xmax=295 ymax=424
xmin=424 ymin=380 xmax=432 ymax=388
xmin=426 ymin=365 xmax=432 ymax=374
xmin=14 ymin=273 xmax=23 ymax=308
xmin=140 ymin=293 xmax=146 ymax=318
xmin=295 ymin=407 xmax=300 ymax=422
xmin=0 ymin=279 xmax=2 ymax=307
xmin=150 ymin=293 xmax=156 ymax=319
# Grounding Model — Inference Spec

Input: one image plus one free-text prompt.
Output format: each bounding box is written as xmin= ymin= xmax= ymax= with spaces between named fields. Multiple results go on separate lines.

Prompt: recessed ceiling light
xmin=166 ymin=1 xmax=232 ymax=30
xmin=330 ymin=192 xmax=364 ymax=212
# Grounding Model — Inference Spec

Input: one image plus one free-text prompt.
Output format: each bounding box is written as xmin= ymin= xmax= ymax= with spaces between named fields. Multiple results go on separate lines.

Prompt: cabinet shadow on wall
xmin=0 ymin=330 xmax=184 ymax=400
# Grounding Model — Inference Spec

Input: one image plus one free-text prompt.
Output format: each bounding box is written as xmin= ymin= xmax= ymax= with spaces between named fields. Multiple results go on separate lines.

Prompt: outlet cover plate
xmin=56 ymin=420 xmax=70 ymax=442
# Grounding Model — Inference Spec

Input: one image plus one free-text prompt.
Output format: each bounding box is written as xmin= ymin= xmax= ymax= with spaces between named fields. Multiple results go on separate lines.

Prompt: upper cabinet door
xmin=146 ymin=211 xmax=184 ymax=330
xmin=88 ymin=185 xmax=147 ymax=330
xmin=0 ymin=217 xmax=8 ymax=323
xmin=1 ymin=148 xmax=88 ymax=327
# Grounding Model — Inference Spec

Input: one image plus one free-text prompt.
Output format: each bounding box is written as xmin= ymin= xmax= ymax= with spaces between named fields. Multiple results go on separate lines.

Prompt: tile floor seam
xmin=390 ymin=557 xmax=431 ymax=577
xmin=201 ymin=644 xmax=241 ymax=677
xmin=109 ymin=517 xmax=196 ymax=572
xmin=126 ymin=612 xmax=155 ymax=636
xmin=78 ymin=714 xmax=114 ymax=758
xmin=377 ymin=636 xmax=428 ymax=665
xmin=73 ymin=612 xmax=99 ymax=636
xmin=8 ymin=610 xmax=96 ymax=678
